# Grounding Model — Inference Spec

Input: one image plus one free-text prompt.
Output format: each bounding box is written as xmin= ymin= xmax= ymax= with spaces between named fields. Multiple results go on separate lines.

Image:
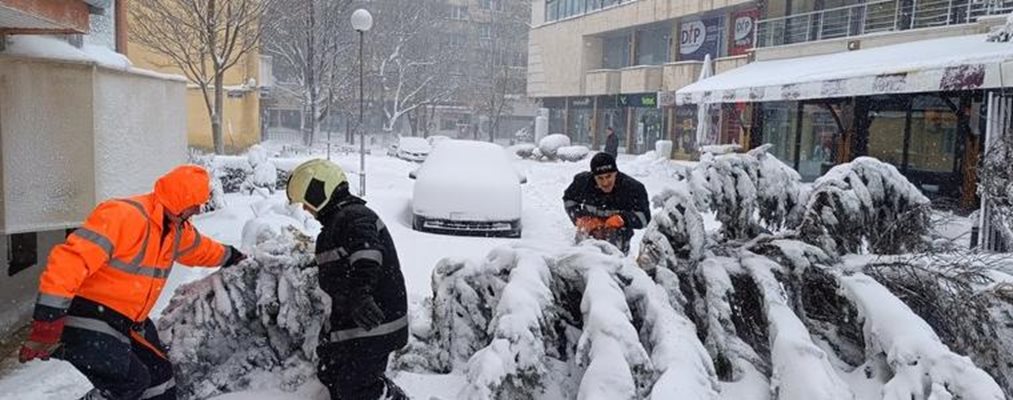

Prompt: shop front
xmin=618 ymin=92 xmax=664 ymax=155
xmin=673 ymin=33 xmax=1011 ymax=205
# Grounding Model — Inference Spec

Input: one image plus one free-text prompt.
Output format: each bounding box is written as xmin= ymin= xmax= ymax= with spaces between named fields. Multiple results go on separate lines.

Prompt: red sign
xmin=729 ymin=8 xmax=759 ymax=56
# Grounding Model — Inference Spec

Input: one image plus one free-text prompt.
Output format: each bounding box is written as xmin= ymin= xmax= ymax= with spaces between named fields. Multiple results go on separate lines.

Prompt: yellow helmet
xmin=287 ymin=159 xmax=348 ymax=213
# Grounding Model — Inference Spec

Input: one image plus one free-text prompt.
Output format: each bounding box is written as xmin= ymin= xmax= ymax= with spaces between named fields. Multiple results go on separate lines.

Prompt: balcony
xmin=620 ymin=65 xmax=663 ymax=93
xmin=663 ymin=61 xmax=703 ymax=92
xmin=755 ymin=0 xmax=1013 ymax=48
xmin=585 ymin=69 xmax=622 ymax=95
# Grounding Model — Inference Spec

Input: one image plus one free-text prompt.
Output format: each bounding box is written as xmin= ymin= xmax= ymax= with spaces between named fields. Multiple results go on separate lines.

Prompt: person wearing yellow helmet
xmin=286 ymin=159 xmax=409 ymax=400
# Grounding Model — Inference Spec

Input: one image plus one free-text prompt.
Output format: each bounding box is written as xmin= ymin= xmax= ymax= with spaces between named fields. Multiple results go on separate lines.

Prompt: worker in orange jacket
xmin=18 ymin=165 xmax=247 ymax=400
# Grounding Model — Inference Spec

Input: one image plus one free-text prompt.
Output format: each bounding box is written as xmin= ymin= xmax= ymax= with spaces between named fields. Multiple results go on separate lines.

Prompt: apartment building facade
xmin=528 ymin=0 xmax=1013 ymax=206
xmin=528 ymin=0 xmax=757 ymax=155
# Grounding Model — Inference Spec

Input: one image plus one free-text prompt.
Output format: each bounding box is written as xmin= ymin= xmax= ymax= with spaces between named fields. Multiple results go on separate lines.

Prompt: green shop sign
xmin=616 ymin=93 xmax=659 ymax=108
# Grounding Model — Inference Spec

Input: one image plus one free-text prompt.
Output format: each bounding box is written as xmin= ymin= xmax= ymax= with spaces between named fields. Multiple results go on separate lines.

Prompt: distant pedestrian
xmin=563 ymin=153 xmax=650 ymax=253
xmin=604 ymin=127 xmax=619 ymax=158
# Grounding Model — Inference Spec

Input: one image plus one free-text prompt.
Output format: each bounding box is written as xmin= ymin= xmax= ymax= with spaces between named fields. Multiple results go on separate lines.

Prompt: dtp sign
xmin=680 ymin=19 xmax=706 ymax=55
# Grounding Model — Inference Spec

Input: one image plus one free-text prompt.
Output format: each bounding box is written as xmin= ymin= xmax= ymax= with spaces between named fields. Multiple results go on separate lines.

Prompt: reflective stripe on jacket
xmin=35 ymin=166 xmax=228 ymax=323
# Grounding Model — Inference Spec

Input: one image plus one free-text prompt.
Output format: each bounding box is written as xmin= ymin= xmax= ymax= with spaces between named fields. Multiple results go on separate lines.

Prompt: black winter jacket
xmin=563 ymin=171 xmax=650 ymax=248
xmin=315 ymin=195 xmax=408 ymax=355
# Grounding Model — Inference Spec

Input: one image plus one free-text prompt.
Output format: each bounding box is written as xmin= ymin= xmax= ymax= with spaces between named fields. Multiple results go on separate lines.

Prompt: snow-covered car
xmin=410 ymin=140 xmax=524 ymax=238
xmin=396 ymin=136 xmax=431 ymax=162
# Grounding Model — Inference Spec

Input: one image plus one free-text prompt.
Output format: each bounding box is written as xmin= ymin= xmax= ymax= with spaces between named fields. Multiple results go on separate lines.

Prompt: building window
xmin=479 ymin=0 xmax=501 ymax=10
xmin=602 ymin=34 xmax=630 ymax=69
xmin=7 ymin=232 xmax=38 ymax=277
xmin=450 ymin=6 xmax=468 ymax=20
xmin=546 ymin=0 xmax=559 ymax=21
xmin=636 ymin=24 xmax=671 ymax=65
xmin=479 ymin=24 xmax=492 ymax=39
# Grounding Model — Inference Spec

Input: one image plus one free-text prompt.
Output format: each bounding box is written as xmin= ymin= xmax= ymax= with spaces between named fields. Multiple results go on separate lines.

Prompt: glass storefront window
xmin=600 ymin=108 xmax=627 ymax=151
xmin=798 ymin=104 xmax=838 ymax=181
xmin=760 ymin=102 xmax=798 ymax=166
xmin=908 ymin=95 xmax=958 ymax=173
xmin=866 ymin=96 xmax=909 ymax=168
xmin=634 ymin=108 xmax=664 ymax=154
xmin=673 ymin=105 xmax=698 ymax=154
xmin=569 ymin=108 xmax=594 ymax=145
xmin=549 ymin=108 xmax=565 ymax=135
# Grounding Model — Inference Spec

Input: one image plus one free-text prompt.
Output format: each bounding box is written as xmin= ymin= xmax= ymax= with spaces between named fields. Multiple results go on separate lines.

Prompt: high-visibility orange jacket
xmin=33 ymin=165 xmax=231 ymax=323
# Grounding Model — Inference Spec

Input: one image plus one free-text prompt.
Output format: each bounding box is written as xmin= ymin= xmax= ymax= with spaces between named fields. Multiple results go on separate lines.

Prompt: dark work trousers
xmin=59 ymin=318 xmax=176 ymax=400
xmin=317 ymin=347 xmax=406 ymax=400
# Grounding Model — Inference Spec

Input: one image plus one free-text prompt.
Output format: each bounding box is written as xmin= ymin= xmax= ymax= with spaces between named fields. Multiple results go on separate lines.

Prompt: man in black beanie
xmin=563 ymin=152 xmax=650 ymax=253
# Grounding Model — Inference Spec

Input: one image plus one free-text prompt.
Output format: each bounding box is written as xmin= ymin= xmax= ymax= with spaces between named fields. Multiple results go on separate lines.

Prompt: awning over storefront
xmin=671 ymin=34 xmax=1013 ymax=105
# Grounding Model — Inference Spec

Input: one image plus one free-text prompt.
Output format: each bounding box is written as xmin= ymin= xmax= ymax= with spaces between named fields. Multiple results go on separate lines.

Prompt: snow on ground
xmin=0 ymin=147 xmax=696 ymax=399
xmin=0 ymin=144 xmax=984 ymax=399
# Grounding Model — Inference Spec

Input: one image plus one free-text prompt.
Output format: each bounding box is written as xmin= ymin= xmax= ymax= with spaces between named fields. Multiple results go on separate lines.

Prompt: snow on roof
xmin=675 ymin=34 xmax=1013 ymax=104
xmin=2 ymin=35 xmax=186 ymax=82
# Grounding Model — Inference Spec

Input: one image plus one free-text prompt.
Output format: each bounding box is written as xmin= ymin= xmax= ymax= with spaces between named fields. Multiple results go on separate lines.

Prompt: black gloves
xmin=222 ymin=246 xmax=247 ymax=268
xmin=350 ymin=295 xmax=385 ymax=331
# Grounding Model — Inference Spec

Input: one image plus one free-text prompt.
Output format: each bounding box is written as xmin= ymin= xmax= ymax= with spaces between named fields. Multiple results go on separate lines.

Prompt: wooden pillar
xmin=959 ymin=94 xmax=978 ymax=209
xmin=739 ymin=103 xmax=752 ymax=151
xmin=115 ymin=0 xmax=128 ymax=55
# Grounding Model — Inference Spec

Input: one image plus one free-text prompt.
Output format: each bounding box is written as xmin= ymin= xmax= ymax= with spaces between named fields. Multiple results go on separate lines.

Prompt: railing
xmin=756 ymin=0 xmax=1013 ymax=48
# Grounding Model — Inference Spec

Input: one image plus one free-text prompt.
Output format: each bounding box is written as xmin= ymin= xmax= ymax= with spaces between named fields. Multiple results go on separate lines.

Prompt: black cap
xmin=590 ymin=152 xmax=617 ymax=176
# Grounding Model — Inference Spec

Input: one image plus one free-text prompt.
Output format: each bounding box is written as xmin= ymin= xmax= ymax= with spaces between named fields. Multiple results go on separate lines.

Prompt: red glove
xmin=575 ymin=217 xmax=604 ymax=233
xmin=605 ymin=215 xmax=624 ymax=229
xmin=19 ymin=318 xmax=65 ymax=363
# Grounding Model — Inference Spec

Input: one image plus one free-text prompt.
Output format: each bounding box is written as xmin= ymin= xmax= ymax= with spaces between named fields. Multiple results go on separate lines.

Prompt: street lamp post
xmin=351 ymin=9 xmax=373 ymax=197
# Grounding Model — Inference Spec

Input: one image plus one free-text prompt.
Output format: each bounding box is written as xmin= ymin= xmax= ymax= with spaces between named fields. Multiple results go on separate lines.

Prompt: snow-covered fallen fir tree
xmin=158 ymin=151 xmax=1011 ymax=399
xmin=157 ymin=200 xmax=324 ymax=399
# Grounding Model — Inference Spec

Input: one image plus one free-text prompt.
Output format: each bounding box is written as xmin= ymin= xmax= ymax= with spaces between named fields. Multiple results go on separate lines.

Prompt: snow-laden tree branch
xmin=840 ymin=273 xmax=1004 ymax=399
xmin=688 ymin=144 xmax=806 ymax=239
xmin=798 ymin=157 xmax=932 ymax=255
xmin=158 ymin=201 xmax=324 ymax=399
xmin=459 ymin=250 xmax=555 ymax=399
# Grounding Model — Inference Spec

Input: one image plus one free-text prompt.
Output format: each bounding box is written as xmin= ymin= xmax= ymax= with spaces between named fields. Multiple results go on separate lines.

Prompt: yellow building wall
xmin=127 ymin=34 xmax=261 ymax=153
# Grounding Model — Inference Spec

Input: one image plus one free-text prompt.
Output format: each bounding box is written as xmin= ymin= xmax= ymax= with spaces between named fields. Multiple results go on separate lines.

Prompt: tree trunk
xmin=347 ymin=112 xmax=354 ymax=145
xmin=213 ymin=71 xmax=225 ymax=154
xmin=305 ymin=1 xmax=317 ymax=147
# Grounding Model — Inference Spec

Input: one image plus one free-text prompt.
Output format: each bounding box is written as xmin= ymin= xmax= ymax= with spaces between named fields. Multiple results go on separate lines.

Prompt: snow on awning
xmin=671 ymin=34 xmax=1013 ymax=105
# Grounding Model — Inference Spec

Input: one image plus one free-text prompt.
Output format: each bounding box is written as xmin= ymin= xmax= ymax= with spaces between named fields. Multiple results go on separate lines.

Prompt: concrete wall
xmin=0 ymin=58 xmax=96 ymax=234
xmin=94 ymin=68 xmax=188 ymax=199
xmin=620 ymin=65 xmax=663 ymax=93
xmin=586 ymin=69 xmax=622 ymax=95
xmin=528 ymin=0 xmax=754 ymax=97
xmin=663 ymin=61 xmax=704 ymax=91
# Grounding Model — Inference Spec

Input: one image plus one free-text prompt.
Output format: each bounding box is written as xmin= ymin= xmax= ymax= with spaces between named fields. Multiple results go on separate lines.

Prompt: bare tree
xmin=459 ymin=0 xmax=529 ymax=142
xmin=370 ymin=0 xmax=456 ymax=136
xmin=132 ymin=0 xmax=270 ymax=154
xmin=263 ymin=0 xmax=356 ymax=147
